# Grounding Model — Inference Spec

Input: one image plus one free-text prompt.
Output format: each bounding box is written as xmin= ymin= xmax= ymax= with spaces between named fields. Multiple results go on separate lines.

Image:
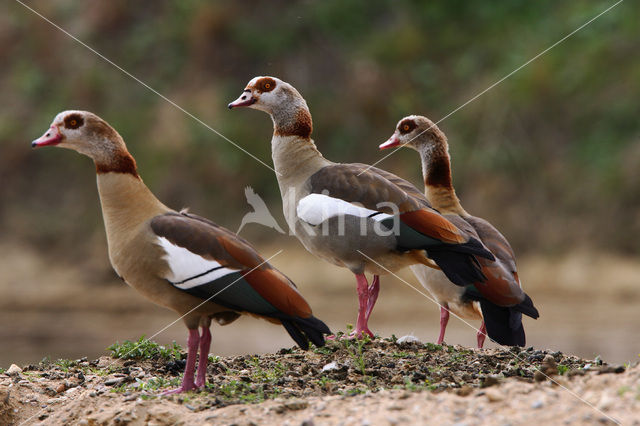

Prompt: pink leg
xmin=365 ymin=275 xmax=380 ymax=322
xmin=351 ymin=274 xmax=374 ymax=339
xmin=477 ymin=321 xmax=487 ymax=349
xmin=162 ymin=329 xmax=199 ymax=395
xmin=195 ymin=326 xmax=212 ymax=388
xmin=437 ymin=305 xmax=450 ymax=345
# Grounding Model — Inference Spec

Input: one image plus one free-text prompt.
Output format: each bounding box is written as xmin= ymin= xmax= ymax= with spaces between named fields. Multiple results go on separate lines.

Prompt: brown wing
xmin=150 ymin=212 xmax=312 ymax=318
xmin=308 ymin=163 xmax=429 ymax=214
xmin=457 ymin=215 xmax=525 ymax=306
xmin=351 ymin=163 xmax=429 ymax=205
xmin=308 ymin=163 xmax=469 ymax=244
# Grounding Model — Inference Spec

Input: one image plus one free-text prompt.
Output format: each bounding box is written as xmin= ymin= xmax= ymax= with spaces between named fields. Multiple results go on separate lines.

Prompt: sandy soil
xmin=2 ymin=338 xmax=638 ymax=425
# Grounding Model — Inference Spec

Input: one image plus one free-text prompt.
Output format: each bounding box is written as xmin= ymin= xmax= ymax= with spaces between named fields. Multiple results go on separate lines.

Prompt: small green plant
xmin=342 ymin=388 xmax=366 ymax=396
xmin=397 ymin=376 xmax=438 ymax=392
xmin=108 ymin=336 xmax=183 ymax=360
xmin=248 ymin=357 xmax=285 ymax=383
xmin=112 ymin=376 xmax=182 ymax=393
xmin=341 ymin=325 xmax=370 ymax=378
xmin=54 ymin=359 xmax=77 ymax=371
xmin=317 ymin=376 xmax=335 ymax=387
xmin=111 ymin=382 xmax=129 ymax=393
xmin=136 ymin=376 xmax=181 ymax=391
xmin=448 ymin=351 xmax=469 ymax=362
xmin=87 ymin=366 xmax=112 ymax=376
xmin=617 ymin=386 xmax=631 ymax=396
xmin=217 ymin=380 xmax=269 ymax=403
xmin=391 ymin=351 xmax=411 ymax=358
xmin=0 ymin=368 xmax=5 ymax=374
xmin=427 ymin=365 xmax=443 ymax=374
xmin=557 ymin=364 xmax=570 ymax=375
xmin=423 ymin=342 xmax=442 ymax=352
xmin=313 ymin=345 xmax=333 ymax=355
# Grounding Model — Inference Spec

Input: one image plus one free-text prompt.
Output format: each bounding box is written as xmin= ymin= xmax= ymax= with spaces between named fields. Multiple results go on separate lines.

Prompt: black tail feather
xmin=479 ymin=300 xmax=526 ymax=347
xmin=281 ymin=320 xmax=309 ymax=349
xmin=426 ymin=237 xmax=494 ymax=287
xmin=300 ymin=316 xmax=331 ymax=346
xmin=450 ymin=236 xmax=496 ymax=261
xmin=427 ymin=249 xmax=485 ymax=287
xmin=514 ymin=294 xmax=539 ymax=319
xmin=280 ymin=315 xmax=331 ymax=350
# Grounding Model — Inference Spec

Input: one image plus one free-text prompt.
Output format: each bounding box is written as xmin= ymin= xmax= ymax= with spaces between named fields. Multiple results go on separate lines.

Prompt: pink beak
xmin=379 ymin=135 xmax=400 ymax=150
xmin=32 ymin=126 xmax=63 ymax=148
xmin=228 ymin=90 xmax=256 ymax=109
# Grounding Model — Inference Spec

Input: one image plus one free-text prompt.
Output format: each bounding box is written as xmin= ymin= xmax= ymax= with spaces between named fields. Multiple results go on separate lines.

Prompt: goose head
xmin=32 ymin=110 xmax=136 ymax=174
xmin=380 ymin=115 xmax=445 ymax=152
xmin=228 ymin=76 xmax=308 ymax=113
xmin=229 ymin=77 xmax=312 ymax=138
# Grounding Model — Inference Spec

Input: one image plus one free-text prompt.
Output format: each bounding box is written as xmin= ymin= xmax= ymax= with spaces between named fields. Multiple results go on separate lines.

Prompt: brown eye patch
xmin=398 ymin=119 xmax=416 ymax=134
xmin=64 ymin=113 xmax=84 ymax=129
xmin=256 ymin=77 xmax=276 ymax=93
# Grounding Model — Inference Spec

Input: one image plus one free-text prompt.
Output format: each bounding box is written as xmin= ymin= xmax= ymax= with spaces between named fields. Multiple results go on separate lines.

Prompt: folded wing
xmin=151 ymin=212 xmax=330 ymax=348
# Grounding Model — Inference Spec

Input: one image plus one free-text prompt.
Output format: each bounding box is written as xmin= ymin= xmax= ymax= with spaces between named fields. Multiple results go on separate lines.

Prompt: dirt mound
xmin=2 ymin=337 xmax=637 ymax=425
xmin=0 ymin=388 xmax=15 ymax=425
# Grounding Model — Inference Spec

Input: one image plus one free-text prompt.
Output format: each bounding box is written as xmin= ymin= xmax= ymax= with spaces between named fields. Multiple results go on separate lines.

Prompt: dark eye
xmin=399 ymin=120 xmax=416 ymax=134
xmin=258 ymin=78 xmax=276 ymax=92
xmin=64 ymin=114 xmax=84 ymax=129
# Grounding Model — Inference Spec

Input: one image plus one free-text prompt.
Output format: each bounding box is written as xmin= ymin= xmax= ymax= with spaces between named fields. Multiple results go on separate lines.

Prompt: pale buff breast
xmin=410 ymin=264 xmax=482 ymax=321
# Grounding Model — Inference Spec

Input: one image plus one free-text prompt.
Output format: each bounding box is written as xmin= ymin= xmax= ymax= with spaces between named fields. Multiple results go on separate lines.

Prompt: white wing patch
xmin=157 ymin=237 xmax=239 ymax=290
xmin=296 ymin=193 xmax=393 ymax=225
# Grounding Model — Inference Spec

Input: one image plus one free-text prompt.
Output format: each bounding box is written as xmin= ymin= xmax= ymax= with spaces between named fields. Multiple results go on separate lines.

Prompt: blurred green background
xmin=1 ymin=1 xmax=638 ymax=366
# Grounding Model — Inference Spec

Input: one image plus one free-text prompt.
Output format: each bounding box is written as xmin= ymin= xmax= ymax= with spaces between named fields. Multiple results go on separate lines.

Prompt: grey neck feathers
xmin=270 ymin=88 xmax=313 ymax=139
xmin=269 ymin=89 xmax=328 ymax=187
xmin=271 ymin=135 xmax=328 ymax=188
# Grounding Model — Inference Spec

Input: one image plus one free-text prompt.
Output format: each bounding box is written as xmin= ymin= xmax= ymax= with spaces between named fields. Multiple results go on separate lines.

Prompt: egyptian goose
xmin=31 ymin=110 xmax=330 ymax=393
xmin=228 ymin=77 xmax=495 ymax=339
xmin=380 ymin=115 xmax=539 ymax=347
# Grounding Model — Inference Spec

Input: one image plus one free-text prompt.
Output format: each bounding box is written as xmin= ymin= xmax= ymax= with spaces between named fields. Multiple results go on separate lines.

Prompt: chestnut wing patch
xmin=461 ymin=215 xmax=526 ymax=306
xmin=399 ymin=210 xmax=467 ymax=245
